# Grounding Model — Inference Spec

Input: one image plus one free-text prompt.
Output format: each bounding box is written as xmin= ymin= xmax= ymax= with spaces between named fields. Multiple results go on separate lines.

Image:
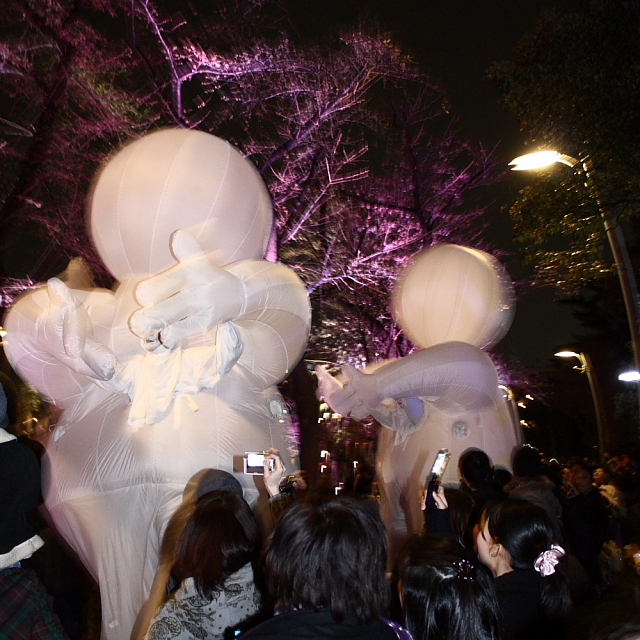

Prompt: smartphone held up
xmin=424 ymin=448 xmax=450 ymax=512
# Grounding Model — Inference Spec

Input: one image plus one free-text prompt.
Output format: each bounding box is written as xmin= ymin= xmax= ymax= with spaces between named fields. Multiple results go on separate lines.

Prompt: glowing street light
xmin=555 ymin=350 xmax=580 ymax=359
xmin=619 ymin=371 xmax=640 ymax=382
xmin=509 ymin=151 xmax=578 ymax=170
xmin=555 ymin=350 xmax=605 ymax=458
xmin=514 ymin=150 xmax=640 ymax=426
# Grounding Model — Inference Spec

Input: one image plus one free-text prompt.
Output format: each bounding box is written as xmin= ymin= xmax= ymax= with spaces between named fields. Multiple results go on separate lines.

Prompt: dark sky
xmin=287 ymin=0 xmax=584 ymax=369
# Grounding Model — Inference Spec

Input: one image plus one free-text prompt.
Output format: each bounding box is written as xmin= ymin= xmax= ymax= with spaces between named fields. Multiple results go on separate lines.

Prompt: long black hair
xmin=398 ymin=533 xmax=502 ymax=640
xmin=485 ymin=498 xmax=570 ymax=622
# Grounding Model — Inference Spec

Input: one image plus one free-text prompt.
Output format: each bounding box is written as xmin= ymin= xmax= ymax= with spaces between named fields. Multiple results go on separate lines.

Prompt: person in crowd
xmin=0 ymin=565 xmax=69 ymax=640
xmin=458 ymin=449 xmax=502 ymax=547
xmin=593 ymin=468 xmax=626 ymax=520
xmin=239 ymin=496 xmax=409 ymax=639
xmin=489 ymin=468 xmax=513 ymax=494
xmin=133 ymin=469 xmax=256 ymax=640
xmin=144 ymin=489 xmax=261 ymax=640
xmin=422 ymin=486 xmax=473 ymax=549
xmin=396 ymin=533 xmax=502 ymax=640
xmin=0 ymin=382 xmax=44 ymax=571
xmin=477 ymin=498 xmax=570 ymax=640
xmin=0 ymin=384 xmax=69 ymax=639
xmin=11 ymin=383 xmax=59 ymax=457
xmin=562 ymin=461 xmax=609 ymax=597
xmin=505 ymin=445 xmax=563 ymax=542
xmin=262 ymin=449 xmax=306 ymax=521
xmin=6 ymin=381 xmax=85 ymax=640
xmin=459 ymin=450 xmax=500 ymax=512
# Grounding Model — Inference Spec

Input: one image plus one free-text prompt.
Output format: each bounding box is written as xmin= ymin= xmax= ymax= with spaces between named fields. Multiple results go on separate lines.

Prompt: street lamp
xmin=513 ymin=150 xmax=640 ymax=420
xmin=510 ymin=151 xmax=578 ymax=170
xmin=555 ymin=350 xmax=605 ymax=459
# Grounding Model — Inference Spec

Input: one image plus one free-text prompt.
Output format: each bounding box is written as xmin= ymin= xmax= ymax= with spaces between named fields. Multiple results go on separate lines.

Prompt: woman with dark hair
xmin=397 ymin=534 xmax=502 ymax=640
xmin=240 ymin=497 xmax=408 ymax=639
xmin=145 ymin=490 xmax=260 ymax=640
xmin=477 ymin=499 xmax=570 ymax=640
xmin=423 ymin=486 xmax=474 ymax=549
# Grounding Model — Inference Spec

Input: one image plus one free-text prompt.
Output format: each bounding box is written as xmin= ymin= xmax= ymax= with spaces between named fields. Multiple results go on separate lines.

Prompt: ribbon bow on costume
xmin=534 ymin=544 xmax=565 ymax=577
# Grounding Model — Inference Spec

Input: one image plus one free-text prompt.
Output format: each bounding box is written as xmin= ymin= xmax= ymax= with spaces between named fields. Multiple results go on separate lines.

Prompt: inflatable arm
xmin=129 ymin=231 xmax=310 ymax=389
xmin=4 ymin=280 xmax=116 ymax=405
xmin=319 ymin=341 xmax=500 ymax=420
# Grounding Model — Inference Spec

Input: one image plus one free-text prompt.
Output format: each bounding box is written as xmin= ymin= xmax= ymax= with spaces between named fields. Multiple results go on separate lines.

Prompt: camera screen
xmin=247 ymin=453 xmax=265 ymax=468
xmin=244 ymin=452 xmax=275 ymax=475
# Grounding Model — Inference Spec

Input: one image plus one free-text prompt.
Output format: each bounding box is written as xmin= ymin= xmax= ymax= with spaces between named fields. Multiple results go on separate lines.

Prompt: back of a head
xmin=459 ymin=450 xmax=491 ymax=487
xmin=174 ymin=490 xmax=258 ymax=597
xmin=398 ymin=534 xmax=501 ymax=640
xmin=486 ymin=499 xmax=553 ymax=570
xmin=512 ymin=445 xmax=544 ymax=479
xmin=442 ymin=488 xmax=473 ymax=547
xmin=490 ymin=468 xmax=513 ymax=493
xmin=265 ymin=496 xmax=388 ymax=623
xmin=486 ymin=499 xmax=569 ymax=622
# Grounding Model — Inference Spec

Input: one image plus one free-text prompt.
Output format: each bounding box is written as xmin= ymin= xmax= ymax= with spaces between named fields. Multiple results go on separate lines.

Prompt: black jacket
xmin=0 ymin=439 xmax=42 ymax=560
xmin=239 ymin=609 xmax=398 ymax=640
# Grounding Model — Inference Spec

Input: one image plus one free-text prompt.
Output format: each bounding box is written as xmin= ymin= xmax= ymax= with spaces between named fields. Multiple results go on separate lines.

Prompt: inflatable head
xmin=89 ymin=129 xmax=273 ymax=281
xmin=392 ymin=244 xmax=514 ymax=350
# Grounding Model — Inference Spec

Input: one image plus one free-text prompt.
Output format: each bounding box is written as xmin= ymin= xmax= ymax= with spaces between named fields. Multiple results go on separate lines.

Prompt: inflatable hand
xmin=326 ymin=364 xmax=381 ymax=420
xmin=130 ymin=230 xmax=244 ymax=349
xmin=46 ymin=278 xmax=116 ymax=380
xmin=314 ymin=365 xmax=343 ymax=401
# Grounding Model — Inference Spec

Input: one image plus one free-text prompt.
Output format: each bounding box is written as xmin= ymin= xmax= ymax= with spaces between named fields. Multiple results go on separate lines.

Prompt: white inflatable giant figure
xmin=317 ymin=244 xmax=520 ymax=556
xmin=4 ymin=130 xmax=311 ymax=640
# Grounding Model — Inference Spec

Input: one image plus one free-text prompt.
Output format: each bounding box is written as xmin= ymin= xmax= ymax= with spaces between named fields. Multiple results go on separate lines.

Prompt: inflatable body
xmin=317 ymin=245 xmax=520 ymax=557
xmin=4 ymin=130 xmax=311 ymax=640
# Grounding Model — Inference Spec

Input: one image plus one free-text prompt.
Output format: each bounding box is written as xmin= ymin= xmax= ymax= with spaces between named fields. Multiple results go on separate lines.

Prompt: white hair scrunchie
xmin=534 ymin=544 xmax=565 ymax=577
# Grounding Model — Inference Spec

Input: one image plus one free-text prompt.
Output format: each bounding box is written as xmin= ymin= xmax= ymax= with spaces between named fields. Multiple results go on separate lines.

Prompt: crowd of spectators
xmin=3 ymin=369 xmax=640 ymax=640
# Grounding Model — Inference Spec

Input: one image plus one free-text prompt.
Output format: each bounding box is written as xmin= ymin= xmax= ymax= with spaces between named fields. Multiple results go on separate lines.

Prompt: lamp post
xmin=555 ymin=350 xmax=605 ymax=459
xmin=511 ymin=151 xmax=640 ymax=420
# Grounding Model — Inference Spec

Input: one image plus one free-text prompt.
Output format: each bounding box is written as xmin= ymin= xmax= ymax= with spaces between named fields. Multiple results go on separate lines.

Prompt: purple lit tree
xmin=0 ymin=0 xmax=504 ymax=364
xmin=0 ymin=0 xmax=162 ymax=288
xmin=0 ymin=1 xmax=509 ymax=476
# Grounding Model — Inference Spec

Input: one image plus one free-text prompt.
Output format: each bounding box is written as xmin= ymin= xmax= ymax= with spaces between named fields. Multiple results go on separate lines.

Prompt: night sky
xmin=286 ymin=0 xmax=584 ymax=369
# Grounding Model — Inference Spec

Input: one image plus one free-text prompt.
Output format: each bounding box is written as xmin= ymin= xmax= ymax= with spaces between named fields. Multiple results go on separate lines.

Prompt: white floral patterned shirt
xmin=146 ymin=563 xmax=259 ymax=640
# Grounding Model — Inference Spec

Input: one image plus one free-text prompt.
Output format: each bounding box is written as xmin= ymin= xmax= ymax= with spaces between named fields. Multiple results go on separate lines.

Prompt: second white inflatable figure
xmin=317 ymin=245 xmax=520 ymax=557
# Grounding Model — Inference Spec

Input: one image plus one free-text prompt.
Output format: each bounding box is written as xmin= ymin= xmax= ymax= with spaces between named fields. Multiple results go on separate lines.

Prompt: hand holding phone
xmin=424 ymin=449 xmax=450 ymax=513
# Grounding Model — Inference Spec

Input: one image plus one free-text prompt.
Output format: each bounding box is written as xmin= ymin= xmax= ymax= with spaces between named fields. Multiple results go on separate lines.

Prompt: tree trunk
xmin=285 ymin=359 xmax=321 ymax=489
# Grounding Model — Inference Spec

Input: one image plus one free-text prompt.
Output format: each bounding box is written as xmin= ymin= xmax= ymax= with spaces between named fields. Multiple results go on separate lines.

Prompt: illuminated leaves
xmin=488 ymin=0 xmax=640 ymax=292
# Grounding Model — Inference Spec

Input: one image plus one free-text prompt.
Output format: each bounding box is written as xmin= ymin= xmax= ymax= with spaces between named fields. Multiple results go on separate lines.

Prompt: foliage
xmin=487 ymin=0 xmax=640 ymax=291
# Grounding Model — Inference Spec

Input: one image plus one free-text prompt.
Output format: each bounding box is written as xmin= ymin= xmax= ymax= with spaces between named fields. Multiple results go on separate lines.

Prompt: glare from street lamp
xmin=555 ymin=350 xmax=580 ymax=358
xmin=509 ymin=151 xmax=578 ymax=171
xmin=619 ymin=371 xmax=640 ymax=382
